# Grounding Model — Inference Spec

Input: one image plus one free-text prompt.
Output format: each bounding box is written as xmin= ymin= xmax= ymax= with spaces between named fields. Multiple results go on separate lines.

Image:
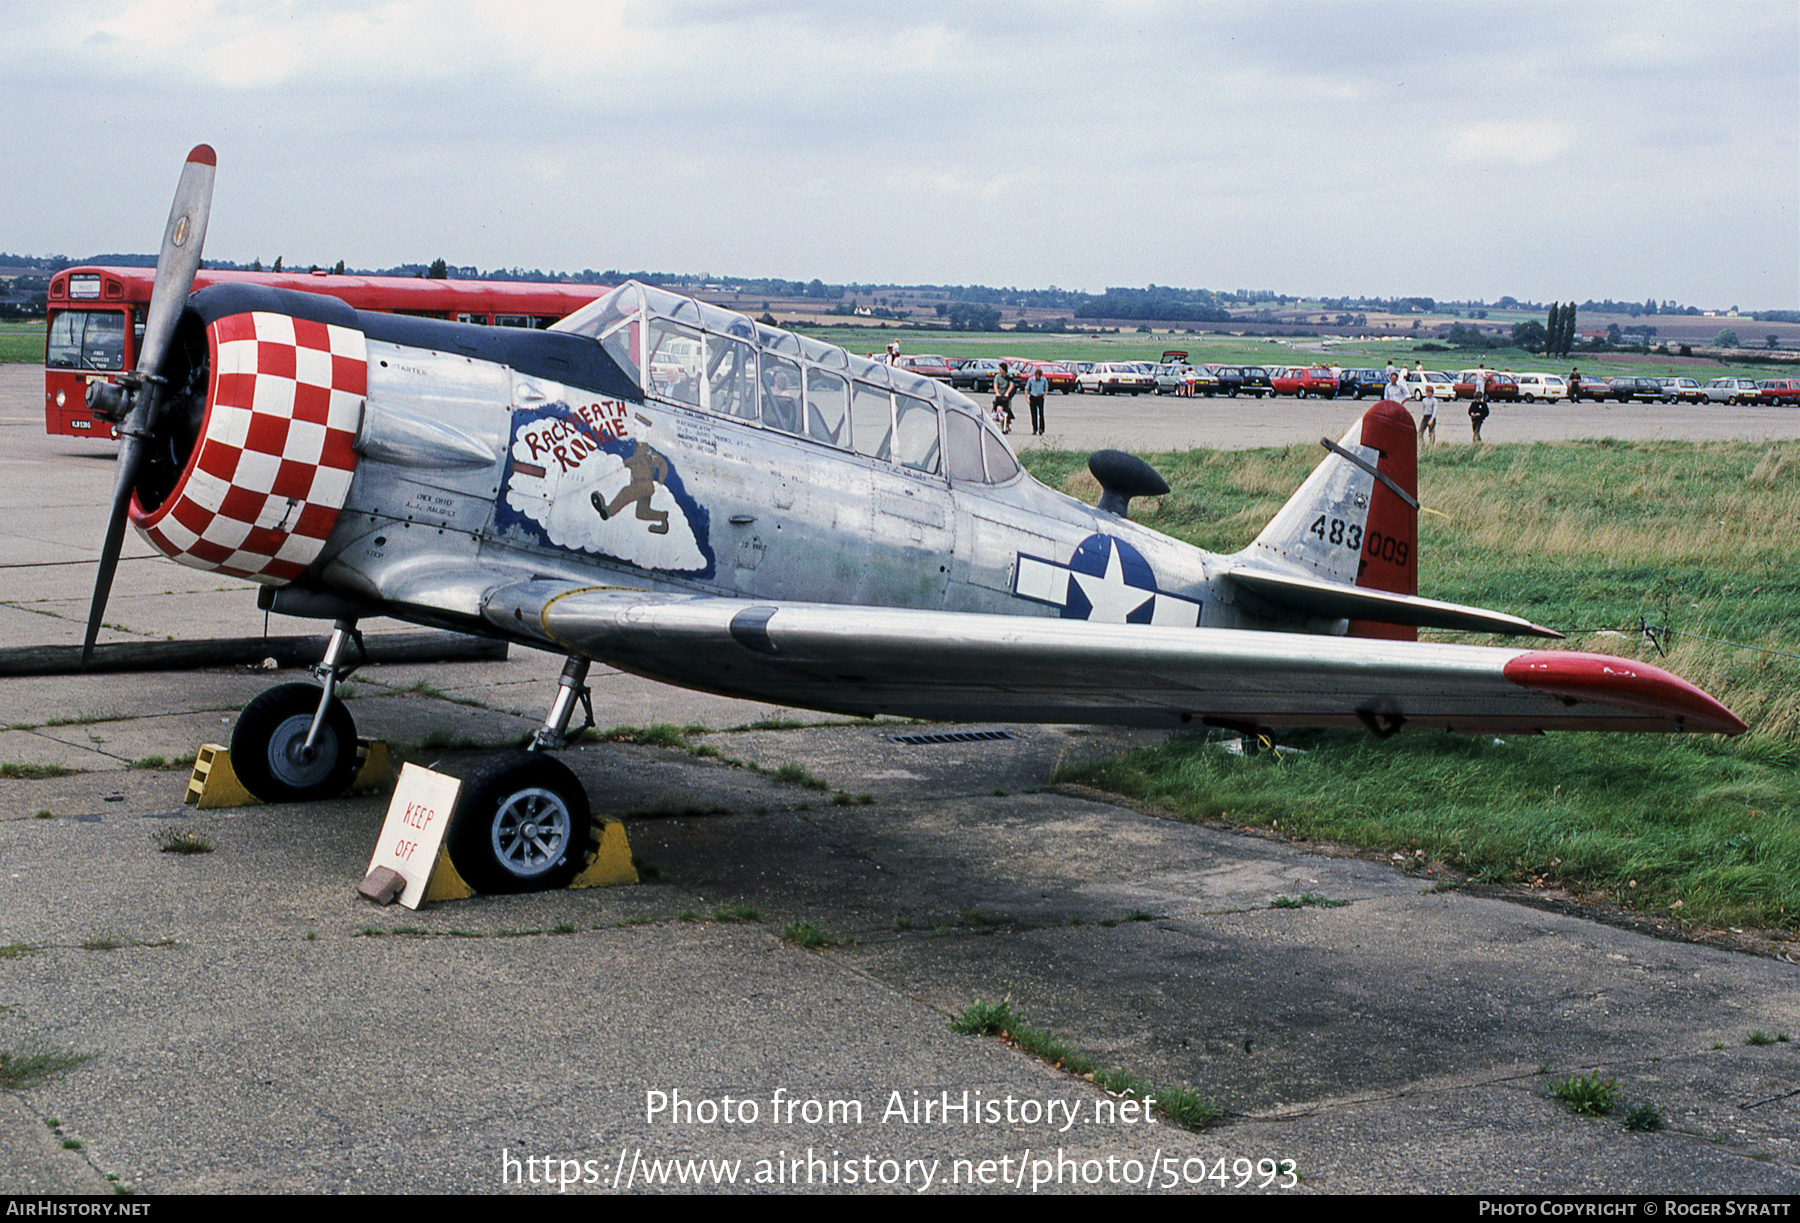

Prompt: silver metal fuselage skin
xmin=316 ymin=338 xmax=1300 ymax=643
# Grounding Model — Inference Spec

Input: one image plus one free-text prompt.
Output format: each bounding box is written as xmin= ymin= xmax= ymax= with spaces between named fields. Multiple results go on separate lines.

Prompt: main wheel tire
xmin=447 ymin=752 xmax=592 ymax=893
xmin=230 ymin=682 xmax=359 ymax=803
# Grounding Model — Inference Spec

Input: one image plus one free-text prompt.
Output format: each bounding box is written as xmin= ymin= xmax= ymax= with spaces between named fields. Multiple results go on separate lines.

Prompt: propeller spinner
xmin=82 ymin=144 xmax=216 ymax=667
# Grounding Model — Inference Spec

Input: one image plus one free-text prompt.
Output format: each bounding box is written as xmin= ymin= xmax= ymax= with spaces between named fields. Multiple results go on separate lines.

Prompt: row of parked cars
xmin=889 ymin=353 xmax=1800 ymax=407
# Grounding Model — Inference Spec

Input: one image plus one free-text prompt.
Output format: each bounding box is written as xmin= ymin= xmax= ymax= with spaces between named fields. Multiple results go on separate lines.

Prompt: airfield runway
xmin=2 ymin=362 xmax=1798 ymax=1195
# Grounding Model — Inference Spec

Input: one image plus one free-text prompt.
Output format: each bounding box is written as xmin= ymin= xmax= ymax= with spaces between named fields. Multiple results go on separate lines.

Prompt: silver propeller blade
xmin=83 ymin=145 xmax=216 ymax=666
xmin=137 ymin=145 xmax=214 ymax=383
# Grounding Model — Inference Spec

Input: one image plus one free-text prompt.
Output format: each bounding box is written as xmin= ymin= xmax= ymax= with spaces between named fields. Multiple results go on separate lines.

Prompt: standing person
xmin=992 ymin=361 xmax=1016 ymax=434
xmin=1417 ymin=381 xmax=1438 ymax=444
xmin=1024 ymin=365 xmax=1050 ymax=435
xmin=1568 ymin=368 xmax=1582 ymax=401
xmin=1469 ymin=365 xmax=1491 ymax=443
xmin=1382 ymin=370 xmax=1407 ymax=403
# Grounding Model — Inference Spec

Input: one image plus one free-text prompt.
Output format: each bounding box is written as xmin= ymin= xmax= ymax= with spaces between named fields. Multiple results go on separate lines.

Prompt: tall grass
xmin=1026 ymin=439 xmax=1800 ymax=931
xmin=1028 ymin=438 xmax=1800 ymax=742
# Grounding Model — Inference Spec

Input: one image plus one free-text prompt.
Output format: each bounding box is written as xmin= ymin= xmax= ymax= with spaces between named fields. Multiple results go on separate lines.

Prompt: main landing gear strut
xmin=230 ymin=618 xmax=365 ymax=803
xmin=445 ymin=656 xmax=596 ymax=893
xmin=230 ymin=635 xmax=599 ymax=893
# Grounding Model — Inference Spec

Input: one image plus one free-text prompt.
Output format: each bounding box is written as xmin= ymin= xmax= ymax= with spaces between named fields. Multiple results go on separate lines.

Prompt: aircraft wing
xmin=480 ymin=581 xmax=1744 ymax=735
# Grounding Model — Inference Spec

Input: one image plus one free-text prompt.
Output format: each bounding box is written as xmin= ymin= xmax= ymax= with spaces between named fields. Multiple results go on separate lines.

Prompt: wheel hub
xmin=491 ymin=787 xmax=572 ymax=879
xmin=269 ymin=713 xmax=340 ymax=789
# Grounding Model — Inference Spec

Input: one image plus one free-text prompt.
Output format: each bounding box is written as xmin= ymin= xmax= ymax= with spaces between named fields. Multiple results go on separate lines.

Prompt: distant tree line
xmin=1073 ymin=287 xmax=1231 ymax=323
xmin=1 ymin=248 xmax=1775 ymax=333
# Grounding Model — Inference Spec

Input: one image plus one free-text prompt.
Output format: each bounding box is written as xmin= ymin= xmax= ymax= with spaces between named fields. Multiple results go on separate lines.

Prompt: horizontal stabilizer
xmin=1224 ymin=566 xmax=1563 ymax=638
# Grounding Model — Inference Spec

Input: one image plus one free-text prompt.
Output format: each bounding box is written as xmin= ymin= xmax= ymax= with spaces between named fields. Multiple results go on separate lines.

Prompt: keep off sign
xmin=368 ymin=764 xmax=462 ymax=909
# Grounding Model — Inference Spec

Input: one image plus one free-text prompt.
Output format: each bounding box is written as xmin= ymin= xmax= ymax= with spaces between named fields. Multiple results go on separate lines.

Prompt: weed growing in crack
xmin=782 ymin=921 xmax=836 ymax=948
xmin=1548 ymin=1071 xmax=1619 ymax=1117
xmin=154 ymin=827 xmax=213 ymax=854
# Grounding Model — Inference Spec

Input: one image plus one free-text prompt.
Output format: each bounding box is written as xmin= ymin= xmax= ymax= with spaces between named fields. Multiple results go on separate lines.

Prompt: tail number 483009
xmin=1309 ymin=515 xmax=1409 ymax=567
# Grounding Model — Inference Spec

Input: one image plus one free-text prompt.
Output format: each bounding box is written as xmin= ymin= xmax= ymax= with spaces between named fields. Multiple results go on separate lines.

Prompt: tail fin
xmin=1243 ymin=400 xmax=1419 ymax=639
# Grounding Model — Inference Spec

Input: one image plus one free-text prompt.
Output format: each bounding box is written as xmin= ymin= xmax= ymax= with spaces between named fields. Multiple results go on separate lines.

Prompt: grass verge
xmin=1059 ymin=729 xmax=1800 ymax=932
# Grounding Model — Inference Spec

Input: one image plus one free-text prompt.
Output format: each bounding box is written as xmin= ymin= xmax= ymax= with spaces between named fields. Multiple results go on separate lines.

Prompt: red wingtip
xmin=1504 ymin=652 xmax=1747 ymax=735
xmin=187 ymin=144 xmax=217 ymax=166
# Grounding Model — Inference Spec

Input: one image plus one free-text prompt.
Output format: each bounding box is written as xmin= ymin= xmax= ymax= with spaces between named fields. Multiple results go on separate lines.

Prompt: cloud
xmin=1445 ymin=120 xmax=1576 ymax=167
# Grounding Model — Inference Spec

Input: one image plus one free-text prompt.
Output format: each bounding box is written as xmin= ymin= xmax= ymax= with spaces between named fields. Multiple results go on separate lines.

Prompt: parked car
xmin=1186 ymin=365 xmax=1222 ymax=396
xmin=1271 ymin=366 xmax=1340 ymax=397
xmin=1756 ymin=378 xmax=1800 ymax=406
xmin=1152 ymin=363 xmax=1191 ymax=395
xmin=1514 ymin=373 xmax=1568 ymax=402
xmin=1607 ymin=377 xmax=1671 ymax=403
xmin=1565 ymin=372 xmax=1613 ymax=402
xmin=1215 ymin=365 xmax=1273 ymax=397
xmin=1269 ymin=367 xmax=1304 ymax=396
xmin=893 ymin=354 xmax=954 ymax=383
xmin=1000 ymin=359 xmax=1076 ymax=394
xmin=1037 ymin=361 xmax=1079 ymax=393
xmin=1399 ymin=369 xmax=1456 ymax=401
xmin=1338 ymin=368 xmax=1390 ymax=399
xmin=950 ymin=358 xmax=1004 ymax=393
xmin=1454 ymin=370 xmax=1520 ymax=401
xmin=1656 ymin=377 xmax=1705 ymax=404
xmin=1078 ymin=361 xmax=1157 ymax=395
xmin=1703 ymin=377 xmax=1762 ymax=404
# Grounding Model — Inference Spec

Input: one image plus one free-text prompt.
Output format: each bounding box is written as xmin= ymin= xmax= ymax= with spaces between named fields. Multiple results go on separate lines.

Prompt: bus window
xmin=47 ymin=311 xmax=127 ymax=371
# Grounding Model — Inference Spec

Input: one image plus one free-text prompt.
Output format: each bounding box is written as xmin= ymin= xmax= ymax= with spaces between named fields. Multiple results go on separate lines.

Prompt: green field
xmin=0 ymin=322 xmax=43 ymax=364
xmin=1023 ymin=439 xmax=1800 ymax=933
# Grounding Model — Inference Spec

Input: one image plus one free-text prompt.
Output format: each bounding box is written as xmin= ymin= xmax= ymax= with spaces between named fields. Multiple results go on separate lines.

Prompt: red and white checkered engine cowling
xmin=132 ymin=311 xmax=365 ymax=583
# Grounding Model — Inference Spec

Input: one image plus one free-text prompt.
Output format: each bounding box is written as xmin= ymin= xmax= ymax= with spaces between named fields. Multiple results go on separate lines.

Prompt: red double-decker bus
xmin=43 ymin=266 xmax=605 ymax=438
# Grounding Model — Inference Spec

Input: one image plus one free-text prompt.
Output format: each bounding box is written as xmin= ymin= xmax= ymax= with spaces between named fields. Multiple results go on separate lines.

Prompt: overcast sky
xmin=3 ymin=1 xmax=1795 ymax=310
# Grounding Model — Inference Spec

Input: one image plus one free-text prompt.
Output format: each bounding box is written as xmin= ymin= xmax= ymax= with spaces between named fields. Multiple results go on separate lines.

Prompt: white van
xmin=1514 ymin=373 xmax=1568 ymax=402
